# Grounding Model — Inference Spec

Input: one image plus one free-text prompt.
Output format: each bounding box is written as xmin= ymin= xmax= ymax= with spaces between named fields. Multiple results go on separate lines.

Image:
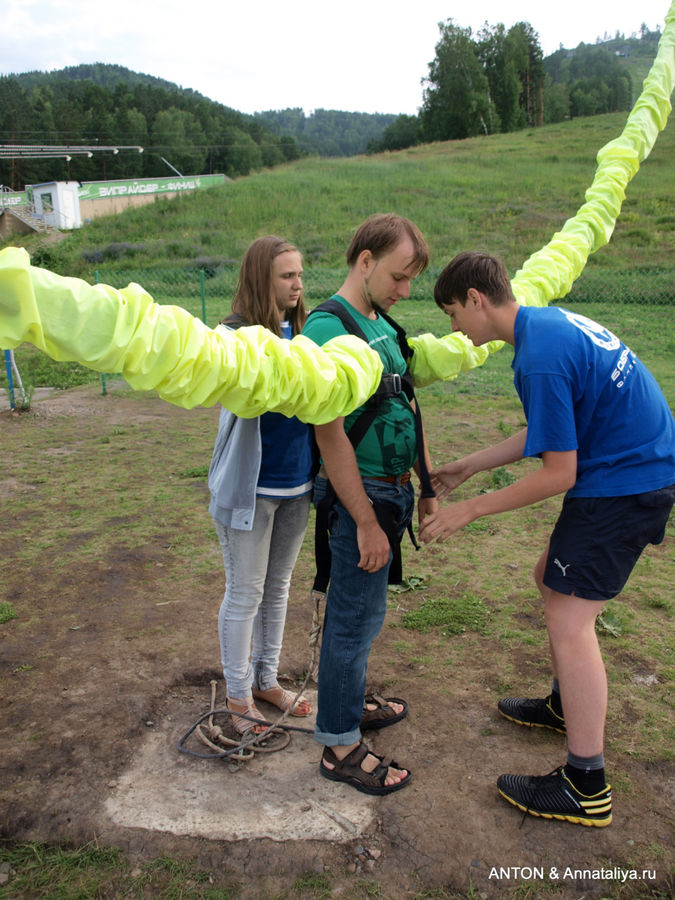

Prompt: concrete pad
xmin=104 ymin=689 xmax=376 ymax=842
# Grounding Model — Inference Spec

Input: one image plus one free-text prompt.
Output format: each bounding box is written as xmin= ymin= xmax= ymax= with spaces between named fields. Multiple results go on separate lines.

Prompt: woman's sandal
xmin=361 ymin=693 xmax=409 ymax=730
xmin=226 ymin=697 xmax=268 ymax=735
xmin=252 ymin=685 xmax=311 ymax=717
xmin=319 ymin=741 xmax=412 ymax=795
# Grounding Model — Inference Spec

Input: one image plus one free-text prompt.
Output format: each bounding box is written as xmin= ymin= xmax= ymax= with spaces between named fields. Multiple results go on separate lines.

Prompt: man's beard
xmin=363 ymin=277 xmax=386 ymax=316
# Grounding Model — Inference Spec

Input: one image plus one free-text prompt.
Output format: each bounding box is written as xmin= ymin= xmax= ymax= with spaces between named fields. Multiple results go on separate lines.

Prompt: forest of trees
xmin=0 ymin=23 xmax=663 ymax=189
xmin=0 ymin=64 xmax=302 ymax=189
xmin=369 ymin=20 xmax=660 ymax=152
xmin=253 ymin=108 xmax=396 ymax=157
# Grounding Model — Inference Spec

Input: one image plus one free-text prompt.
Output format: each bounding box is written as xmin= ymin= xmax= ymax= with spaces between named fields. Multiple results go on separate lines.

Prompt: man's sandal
xmin=361 ymin=693 xmax=409 ymax=730
xmin=320 ymin=741 xmax=412 ymax=795
xmin=252 ymin=685 xmax=311 ymax=717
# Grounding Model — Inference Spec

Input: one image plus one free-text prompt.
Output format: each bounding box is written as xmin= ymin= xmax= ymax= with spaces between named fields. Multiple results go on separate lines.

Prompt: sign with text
xmin=78 ymin=174 xmax=226 ymax=202
xmin=1 ymin=191 xmax=26 ymax=207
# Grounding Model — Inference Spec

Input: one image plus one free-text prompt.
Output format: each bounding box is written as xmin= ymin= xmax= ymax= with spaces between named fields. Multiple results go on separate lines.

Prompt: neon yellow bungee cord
xmin=0 ymin=247 xmax=382 ymax=423
xmin=408 ymin=1 xmax=675 ymax=386
xmin=1 ymin=3 xmax=673 ymax=409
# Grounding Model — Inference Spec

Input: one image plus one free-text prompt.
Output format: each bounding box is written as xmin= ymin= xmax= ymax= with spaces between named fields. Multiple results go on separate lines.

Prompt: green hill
xmin=0 ymin=64 xmax=299 ymax=185
xmin=9 ymin=111 xmax=672 ymax=280
xmin=11 ymin=62 xmax=205 ymax=99
xmin=544 ymin=29 xmax=663 ymax=106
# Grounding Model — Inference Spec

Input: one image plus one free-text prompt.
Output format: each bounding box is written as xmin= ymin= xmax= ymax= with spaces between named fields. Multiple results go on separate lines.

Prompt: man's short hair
xmin=434 ymin=251 xmax=514 ymax=307
xmin=346 ymin=213 xmax=429 ymax=274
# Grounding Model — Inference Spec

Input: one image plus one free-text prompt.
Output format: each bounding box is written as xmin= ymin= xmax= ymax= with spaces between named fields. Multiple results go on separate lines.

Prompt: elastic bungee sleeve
xmin=0 ymin=247 xmax=382 ymax=424
xmin=408 ymin=1 xmax=675 ymax=388
xmin=1 ymin=5 xmax=673 ymax=407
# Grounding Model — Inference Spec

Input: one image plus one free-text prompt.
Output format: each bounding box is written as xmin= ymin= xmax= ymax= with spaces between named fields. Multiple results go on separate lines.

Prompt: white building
xmin=27 ymin=181 xmax=82 ymax=229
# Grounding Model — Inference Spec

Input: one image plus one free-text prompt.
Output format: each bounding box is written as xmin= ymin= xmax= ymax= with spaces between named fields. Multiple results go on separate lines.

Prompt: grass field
xmin=1 ymin=103 xmax=673 ymax=900
xmin=4 ymin=111 xmax=674 ymax=279
xmin=5 ymin=299 xmax=673 ymax=411
xmin=1 ymin=344 xmax=672 ymax=899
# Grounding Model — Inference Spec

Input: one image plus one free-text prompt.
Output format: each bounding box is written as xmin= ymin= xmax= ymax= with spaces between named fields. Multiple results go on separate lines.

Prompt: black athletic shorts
xmin=543 ymin=484 xmax=675 ymax=602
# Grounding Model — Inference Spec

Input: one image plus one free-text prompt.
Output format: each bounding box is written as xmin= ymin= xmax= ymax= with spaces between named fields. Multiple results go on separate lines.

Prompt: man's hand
xmin=417 ymin=494 xmax=438 ymax=526
xmin=421 ymin=449 xmax=577 ymax=543
xmin=430 ymin=431 xmax=528 ymax=499
xmin=357 ymin=519 xmax=391 ymax=572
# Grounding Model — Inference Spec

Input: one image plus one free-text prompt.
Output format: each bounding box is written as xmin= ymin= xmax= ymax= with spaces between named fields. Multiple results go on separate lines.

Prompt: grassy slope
xmin=6 ymin=111 xmax=674 ymax=278
xmin=1 ymin=110 xmax=674 ymax=900
xmin=4 ymin=109 xmax=674 ymax=401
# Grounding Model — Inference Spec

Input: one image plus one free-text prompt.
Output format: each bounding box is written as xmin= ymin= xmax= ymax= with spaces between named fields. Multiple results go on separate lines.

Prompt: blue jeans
xmin=215 ymin=494 xmax=310 ymax=698
xmin=313 ymin=475 xmax=414 ymax=746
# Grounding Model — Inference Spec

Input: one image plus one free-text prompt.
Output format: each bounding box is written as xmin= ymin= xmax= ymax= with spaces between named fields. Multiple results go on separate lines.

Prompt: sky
xmin=2 ymin=0 xmax=671 ymax=116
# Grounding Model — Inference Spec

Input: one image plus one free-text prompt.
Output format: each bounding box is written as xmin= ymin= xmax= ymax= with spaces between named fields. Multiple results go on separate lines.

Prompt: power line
xmin=0 ymin=144 xmax=143 ymax=158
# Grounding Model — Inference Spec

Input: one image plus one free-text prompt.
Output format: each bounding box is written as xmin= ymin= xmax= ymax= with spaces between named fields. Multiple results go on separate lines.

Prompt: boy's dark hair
xmin=346 ymin=213 xmax=429 ymax=274
xmin=434 ymin=251 xmax=514 ymax=308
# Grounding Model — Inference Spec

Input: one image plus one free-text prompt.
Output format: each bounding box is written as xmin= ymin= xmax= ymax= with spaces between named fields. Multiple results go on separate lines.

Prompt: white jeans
xmin=215 ymin=494 xmax=310 ymax=699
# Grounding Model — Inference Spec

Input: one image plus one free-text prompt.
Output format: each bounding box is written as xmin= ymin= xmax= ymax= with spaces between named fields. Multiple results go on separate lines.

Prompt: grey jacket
xmin=208 ymin=405 xmax=262 ymax=530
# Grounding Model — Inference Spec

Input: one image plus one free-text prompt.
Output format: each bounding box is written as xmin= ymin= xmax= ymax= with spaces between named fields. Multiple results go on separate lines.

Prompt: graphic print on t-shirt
xmin=559 ymin=310 xmax=620 ymax=351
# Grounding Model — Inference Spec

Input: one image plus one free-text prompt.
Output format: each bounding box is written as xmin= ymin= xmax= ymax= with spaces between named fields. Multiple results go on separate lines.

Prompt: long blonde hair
xmin=226 ymin=236 xmax=307 ymax=336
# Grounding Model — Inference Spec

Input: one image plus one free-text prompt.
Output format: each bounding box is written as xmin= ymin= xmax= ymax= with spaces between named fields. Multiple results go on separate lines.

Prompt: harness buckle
xmin=389 ymin=372 xmax=402 ymax=395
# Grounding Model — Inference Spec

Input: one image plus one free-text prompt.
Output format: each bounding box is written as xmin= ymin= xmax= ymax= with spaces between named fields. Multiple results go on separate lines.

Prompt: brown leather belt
xmin=366 ymin=471 xmax=411 ymax=485
xmin=317 ymin=466 xmax=411 ymax=486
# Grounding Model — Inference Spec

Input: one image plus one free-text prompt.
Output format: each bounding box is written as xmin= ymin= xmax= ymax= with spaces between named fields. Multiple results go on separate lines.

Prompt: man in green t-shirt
xmin=302 ymin=214 xmax=437 ymax=795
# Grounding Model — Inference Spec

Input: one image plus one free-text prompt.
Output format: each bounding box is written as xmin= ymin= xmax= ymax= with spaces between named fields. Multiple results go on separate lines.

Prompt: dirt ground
xmin=0 ymin=385 xmax=672 ymax=899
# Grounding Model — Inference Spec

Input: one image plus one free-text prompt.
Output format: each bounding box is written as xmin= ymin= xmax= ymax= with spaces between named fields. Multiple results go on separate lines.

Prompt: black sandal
xmin=320 ymin=741 xmax=412 ymax=795
xmin=361 ymin=693 xmax=409 ymax=730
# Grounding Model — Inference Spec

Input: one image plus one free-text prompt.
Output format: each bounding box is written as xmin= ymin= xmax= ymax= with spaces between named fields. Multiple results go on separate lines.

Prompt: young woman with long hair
xmin=208 ymin=236 xmax=314 ymax=734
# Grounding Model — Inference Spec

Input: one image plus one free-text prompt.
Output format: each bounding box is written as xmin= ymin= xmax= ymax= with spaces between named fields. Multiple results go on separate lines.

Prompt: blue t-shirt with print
xmin=512 ymin=305 xmax=675 ymax=497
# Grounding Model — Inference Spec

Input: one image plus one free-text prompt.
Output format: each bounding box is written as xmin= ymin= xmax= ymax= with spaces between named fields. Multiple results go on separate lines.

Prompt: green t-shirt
xmin=302 ymin=295 xmax=417 ymax=477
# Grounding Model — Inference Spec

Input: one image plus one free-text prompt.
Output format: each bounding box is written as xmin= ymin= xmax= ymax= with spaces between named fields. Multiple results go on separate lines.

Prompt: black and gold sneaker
xmin=497 ymin=767 xmax=612 ymax=827
xmin=498 ymin=695 xmax=566 ymax=734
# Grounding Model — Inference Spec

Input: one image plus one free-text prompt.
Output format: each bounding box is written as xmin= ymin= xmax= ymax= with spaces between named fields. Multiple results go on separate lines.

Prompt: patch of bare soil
xmin=0 ymin=386 xmax=671 ymax=899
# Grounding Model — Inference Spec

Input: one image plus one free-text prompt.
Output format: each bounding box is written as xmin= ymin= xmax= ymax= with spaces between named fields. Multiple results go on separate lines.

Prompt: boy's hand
xmin=419 ymin=500 xmax=475 ymax=543
xmin=430 ymin=459 xmax=470 ymax=498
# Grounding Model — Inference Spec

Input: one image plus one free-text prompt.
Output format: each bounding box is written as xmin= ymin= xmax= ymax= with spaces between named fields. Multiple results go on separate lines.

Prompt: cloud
xmin=1 ymin=0 xmax=669 ymax=115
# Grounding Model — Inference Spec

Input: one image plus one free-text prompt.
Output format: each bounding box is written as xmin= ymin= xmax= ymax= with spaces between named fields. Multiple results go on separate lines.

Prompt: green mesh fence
xmin=87 ymin=264 xmax=674 ymax=403
xmin=1 ymin=264 xmax=672 ymax=407
xmin=95 ymin=265 xmax=675 ymax=331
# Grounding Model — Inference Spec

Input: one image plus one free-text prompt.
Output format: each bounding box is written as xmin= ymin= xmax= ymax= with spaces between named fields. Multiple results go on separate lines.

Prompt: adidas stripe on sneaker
xmin=497 ymin=766 xmax=612 ymax=827
xmin=498 ymin=695 xmax=566 ymax=734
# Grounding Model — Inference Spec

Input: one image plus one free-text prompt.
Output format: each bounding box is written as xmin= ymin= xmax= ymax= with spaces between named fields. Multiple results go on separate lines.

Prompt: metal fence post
xmin=200 ymin=269 xmax=206 ymax=324
xmin=4 ymin=349 xmax=16 ymax=410
xmin=94 ymin=270 xmax=108 ymax=396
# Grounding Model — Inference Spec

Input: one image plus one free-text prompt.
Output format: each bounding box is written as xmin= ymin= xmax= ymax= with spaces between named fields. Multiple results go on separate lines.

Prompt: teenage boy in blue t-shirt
xmin=420 ymin=251 xmax=675 ymax=828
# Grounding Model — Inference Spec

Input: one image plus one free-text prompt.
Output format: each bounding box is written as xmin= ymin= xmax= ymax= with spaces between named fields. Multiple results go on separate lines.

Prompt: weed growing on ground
xmin=0 ymin=602 xmax=17 ymax=624
xmin=400 ymin=592 xmax=489 ymax=636
xmin=295 ymin=873 xmax=333 ymax=895
xmin=181 ymin=465 xmax=210 ymax=479
xmin=487 ymin=466 xmax=517 ymax=490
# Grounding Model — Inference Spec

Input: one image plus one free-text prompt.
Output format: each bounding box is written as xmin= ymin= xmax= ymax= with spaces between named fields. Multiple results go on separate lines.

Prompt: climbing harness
xmin=308 ymin=298 xmax=436 ymax=591
xmin=308 ymin=298 xmax=434 ymax=497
